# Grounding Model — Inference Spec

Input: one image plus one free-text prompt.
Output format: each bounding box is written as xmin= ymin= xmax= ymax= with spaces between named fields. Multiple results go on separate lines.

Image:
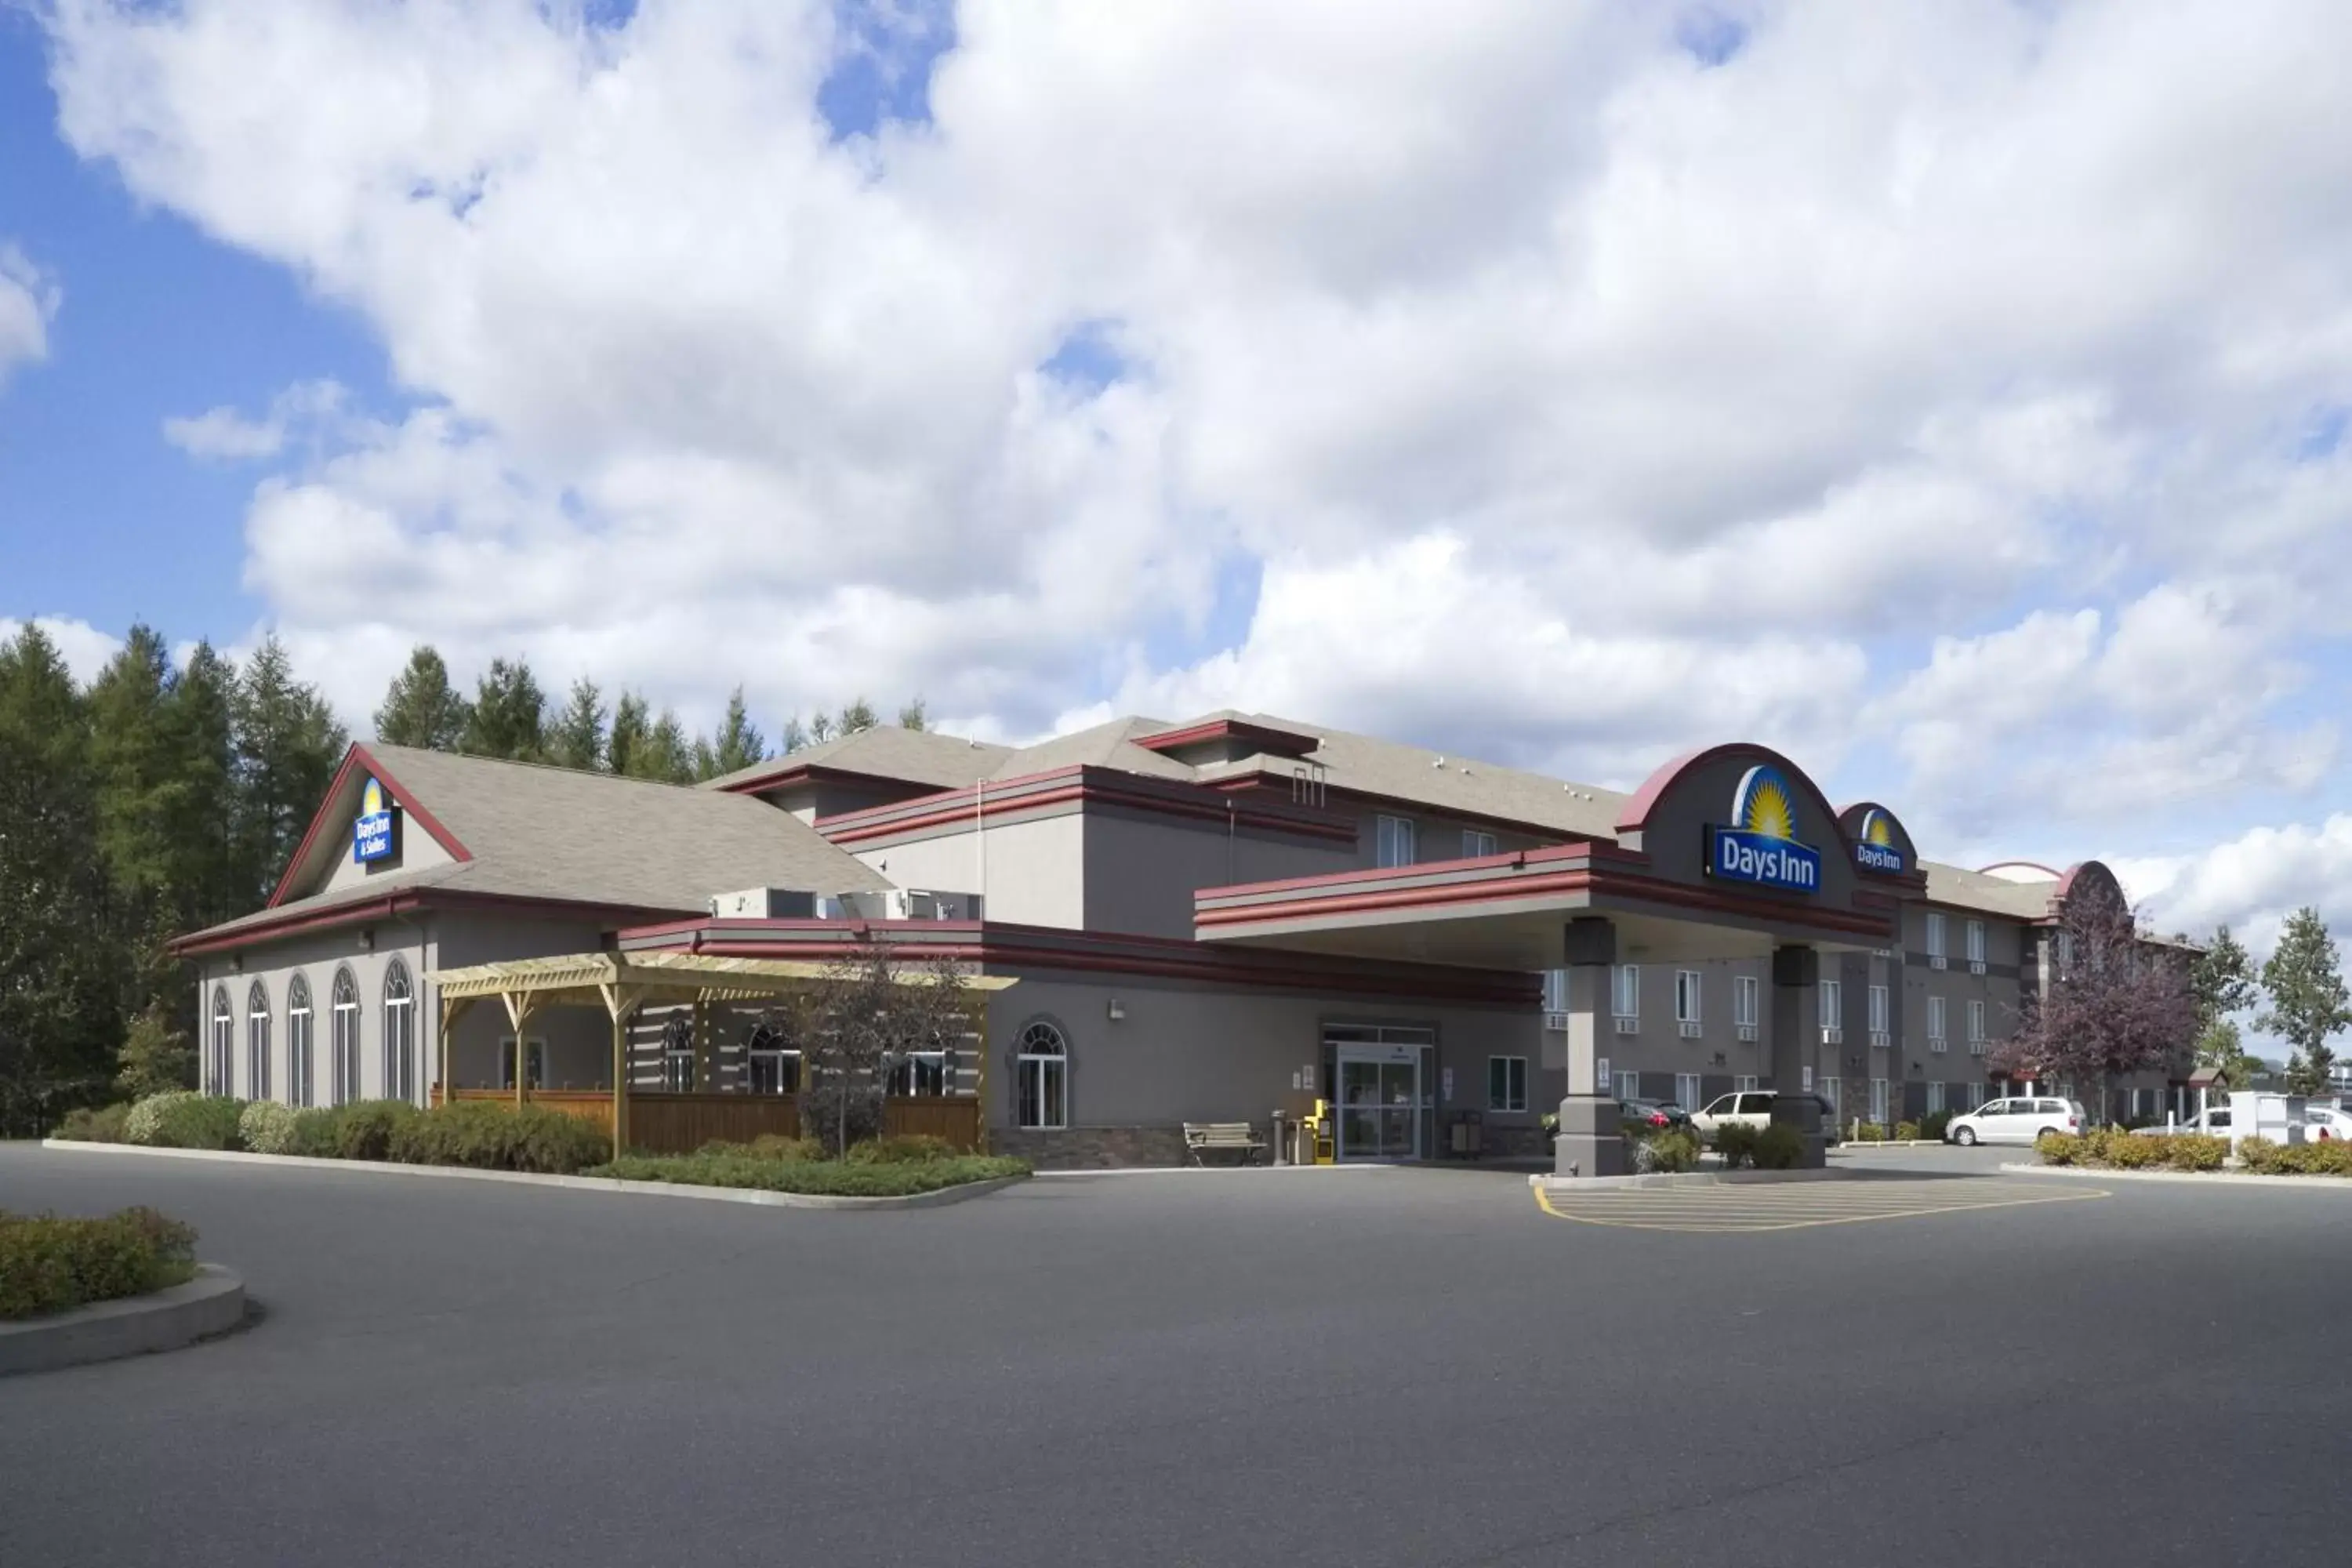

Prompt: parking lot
xmin=2 ymin=1141 xmax=2346 ymax=1567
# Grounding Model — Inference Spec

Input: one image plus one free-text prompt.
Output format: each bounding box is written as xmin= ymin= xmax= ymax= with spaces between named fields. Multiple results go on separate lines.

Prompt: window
xmin=286 ymin=974 xmax=314 ymax=1109
xmin=1868 ymin=983 xmax=1889 ymax=1037
xmin=1926 ymin=1080 xmax=1945 ymax=1113
xmin=1613 ymin=1069 xmax=1639 ymax=1101
xmin=330 ymin=967 xmax=361 ymax=1105
xmin=1675 ymin=1073 xmax=1702 ymax=1111
xmin=382 ymin=960 xmax=416 ymax=1103
xmin=1735 ymin=1075 xmax=1759 ymax=1092
xmin=1374 ymin=814 xmax=1417 ymax=869
xmin=1801 ymin=1065 xmax=1813 ymax=1091
xmin=1612 ymin=964 xmax=1639 ymax=1020
xmin=1541 ymin=969 xmax=1567 ymax=1014
xmin=1487 ymin=1056 xmax=1529 ymax=1113
xmin=746 ymin=1014 xmax=801 ymax=1095
xmin=1967 ymin=999 xmax=1987 ymax=1054
xmin=1965 ymin=920 xmax=1986 ymax=969
xmin=1675 ymin=970 xmax=1703 ymax=1033
xmin=1968 ymin=1083 xmax=1987 ymax=1109
xmin=499 ymin=1036 xmax=546 ymax=1091
xmin=1927 ymin=995 xmax=1947 ymax=1050
xmin=1925 ymin=911 xmax=1947 ymax=961
xmin=1820 ymin=978 xmax=1842 ymax=1033
xmin=660 ymin=1014 xmax=695 ymax=1091
xmin=245 ymin=980 xmax=272 ymax=1102
xmin=889 ymin=1051 xmax=950 ymax=1098
xmin=1733 ymin=975 xmax=1759 ymax=1029
xmin=1869 ymin=1078 xmax=1889 ymax=1124
xmin=208 ymin=986 xmax=234 ymax=1097
xmin=1016 ymin=1018 xmax=1069 ymax=1130
xmin=1461 ymin=829 xmax=1498 ymax=859
xmin=1822 ymin=1076 xmax=1842 ymax=1117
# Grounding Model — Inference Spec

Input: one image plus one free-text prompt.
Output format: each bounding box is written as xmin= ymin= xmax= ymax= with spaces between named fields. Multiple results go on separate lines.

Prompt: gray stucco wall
xmin=1081 ymin=810 xmax=1356 ymax=939
xmin=848 ymin=812 xmax=1085 ymax=930
xmin=194 ymin=919 xmax=437 ymax=1106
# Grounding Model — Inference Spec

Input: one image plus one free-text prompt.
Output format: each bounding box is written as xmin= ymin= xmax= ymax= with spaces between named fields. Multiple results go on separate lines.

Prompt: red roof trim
xmin=1196 ymin=840 xmax=1646 ymax=901
xmin=263 ymin=744 xmax=474 ymax=909
xmin=173 ymin=887 xmax=683 ymax=958
xmin=814 ymin=766 xmax=1357 ymax=847
xmin=1200 ymin=769 xmax=1604 ymax=847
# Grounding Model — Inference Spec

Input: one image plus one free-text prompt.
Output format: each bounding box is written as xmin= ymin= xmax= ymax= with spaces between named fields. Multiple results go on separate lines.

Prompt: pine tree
xmin=809 ymin=711 xmax=836 ymax=744
xmin=114 ymin=1001 xmax=196 ymax=1099
xmin=776 ymin=713 xmax=809 ymax=754
xmin=231 ymin=635 xmax=350 ymax=909
xmin=0 ymin=624 xmax=121 ymax=1133
xmin=373 ymin=645 xmax=470 ymax=750
xmin=547 ymin=678 xmax=608 ymax=772
xmin=837 ymin=696 xmax=878 ymax=735
xmin=708 ymin=686 xmax=765 ymax=777
xmin=2258 ymin=908 xmax=2349 ymax=1097
xmin=609 ymin=691 xmax=651 ymax=778
xmin=641 ymin=709 xmax=696 ymax=785
xmin=897 ymin=697 xmax=927 ymax=732
xmin=167 ymin=642 xmax=242 ymax=935
xmin=86 ymin=626 xmax=185 ymax=1017
xmin=462 ymin=657 xmax=546 ymax=760
xmin=2191 ymin=925 xmax=2257 ymax=1029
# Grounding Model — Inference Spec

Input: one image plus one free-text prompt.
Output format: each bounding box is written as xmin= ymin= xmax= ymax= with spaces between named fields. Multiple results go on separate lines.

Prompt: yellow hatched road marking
xmin=1530 ymin=1178 xmax=2108 ymax=1232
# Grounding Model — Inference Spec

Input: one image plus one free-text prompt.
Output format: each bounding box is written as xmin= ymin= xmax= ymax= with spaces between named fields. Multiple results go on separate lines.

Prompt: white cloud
xmin=0 ymin=615 xmax=123 ymax=684
xmin=162 ymin=379 xmax=346 ymax=459
xmin=32 ymin=0 xmax=2352 ymax=864
xmin=0 ymin=244 xmax=59 ymax=388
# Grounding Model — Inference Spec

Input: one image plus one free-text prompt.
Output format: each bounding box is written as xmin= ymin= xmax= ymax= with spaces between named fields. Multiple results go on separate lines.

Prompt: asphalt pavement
xmin=2 ymin=1140 xmax=2346 ymax=1567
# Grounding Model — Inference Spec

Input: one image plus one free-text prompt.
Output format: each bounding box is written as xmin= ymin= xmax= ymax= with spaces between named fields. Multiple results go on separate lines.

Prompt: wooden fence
xmin=434 ymin=1087 xmax=982 ymax=1155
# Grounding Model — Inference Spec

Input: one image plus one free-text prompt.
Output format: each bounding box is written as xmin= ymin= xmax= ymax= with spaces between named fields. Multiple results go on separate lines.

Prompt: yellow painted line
xmin=1530 ymin=1181 xmax=2109 ymax=1232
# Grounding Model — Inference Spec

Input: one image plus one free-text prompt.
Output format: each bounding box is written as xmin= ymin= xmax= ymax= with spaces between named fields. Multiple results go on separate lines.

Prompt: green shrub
xmin=1919 ymin=1110 xmax=1954 ymax=1142
xmin=390 ymin=1101 xmax=610 ymax=1174
xmin=1644 ymin=1130 xmax=1700 ymax=1173
xmin=2162 ymin=1134 xmax=2228 ymax=1172
xmin=1894 ymin=1120 xmax=1922 ymax=1142
xmin=330 ymin=1100 xmax=421 ymax=1161
xmin=1853 ymin=1122 xmax=1889 ymax=1143
xmin=284 ymin=1107 xmax=344 ymax=1158
xmin=2244 ymin=1138 xmax=2352 ymax=1176
xmin=238 ymin=1101 xmax=300 ymax=1156
xmin=52 ymin=1104 xmax=131 ymax=1143
xmin=124 ymin=1091 xmax=197 ymax=1146
xmin=2098 ymin=1131 xmax=2162 ymax=1169
xmin=695 ymin=1134 xmax=825 ymax=1163
xmin=843 ymin=1134 xmax=957 ymax=1166
xmin=1754 ymin=1123 xmax=1809 ymax=1170
xmin=590 ymin=1152 xmax=1030 ymax=1197
xmin=2237 ymin=1136 xmax=2281 ymax=1173
xmin=131 ymin=1092 xmax=248 ymax=1150
xmin=1712 ymin=1123 xmax=1760 ymax=1170
xmin=2038 ymin=1132 xmax=2082 ymax=1166
xmin=0 ymin=1207 xmax=198 ymax=1319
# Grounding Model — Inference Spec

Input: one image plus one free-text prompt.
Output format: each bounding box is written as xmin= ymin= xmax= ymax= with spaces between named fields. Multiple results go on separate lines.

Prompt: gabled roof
xmin=1920 ymin=862 xmax=2064 ymax=921
xmin=178 ymin=743 xmax=891 ymax=951
xmin=988 ymin=716 xmax=1198 ymax=783
xmin=702 ymin=726 xmax=1014 ymax=795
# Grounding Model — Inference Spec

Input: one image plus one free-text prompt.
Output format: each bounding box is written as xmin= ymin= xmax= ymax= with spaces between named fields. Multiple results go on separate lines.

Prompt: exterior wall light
xmin=1107 ymin=999 xmax=1126 ymax=1021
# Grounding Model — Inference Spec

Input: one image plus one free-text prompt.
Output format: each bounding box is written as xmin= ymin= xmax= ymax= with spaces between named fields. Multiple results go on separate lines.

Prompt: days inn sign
xmin=1706 ymin=764 xmax=1821 ymax=894
xmin=353 ymin=778 xmax=398 ymax=863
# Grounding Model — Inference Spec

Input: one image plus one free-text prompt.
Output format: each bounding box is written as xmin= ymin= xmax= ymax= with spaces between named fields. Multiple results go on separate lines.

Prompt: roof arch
xmin=1613 ymin=742 xmax=1848 ymax=849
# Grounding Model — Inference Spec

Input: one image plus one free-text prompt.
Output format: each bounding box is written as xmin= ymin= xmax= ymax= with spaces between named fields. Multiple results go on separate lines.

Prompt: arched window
xmin=286 ymin=974 xmax=315 ymax=1109
xmin=209 ymin=987 xmax=234 ymax=1097
xmin=660 ymin=1014 xmax=696 ymax=1091
xmin=331 ymin=967 xmax=361 ymax=1105
xmin=383 ymin=960 xmax=415 ymax=1104
xmin=746 ymin=1014 xmax=800 ymax=1095
xmin=1014 ymin=1018 xmax=1067 ymax=1131
xmin=246 ymin=980 xmax=273 ymax=1102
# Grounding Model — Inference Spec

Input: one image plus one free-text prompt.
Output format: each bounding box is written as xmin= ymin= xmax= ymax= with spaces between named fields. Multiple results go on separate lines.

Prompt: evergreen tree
xmin=776 ymin=713 xmax=809 ymax=754
xmin=547 ymin=678 xmax=608 ymax=772
xmin=114 ymin=1002 xmax=197 ymax=1099
xmin=809 ymin=710 xmax=836 ymax=744
xmin=2258 ymin=908 xmax=2350 ymax=1097
xmin=462 ymin=657 xmax=546 ymax=760
xmin=707 ymin=686 xmax=765 ymax=777
xmin=373 ymin=644 xmax=470 ymax=750
xmin=2190 ymin=925 xmax=2257 ymax=1030
xmin=231 ymin=635 xmax=349 ymax=909
xmin=0 ymin=625 xmax=121 ymax=1133
xmin=837 ymin=696 xmax=879 ymax=735
xmin=641 ymin=709 xmax=697 ymax=785
xmin=2194 ymin=1018 xmax=2265 ymax=1091
xmin=609 ymin=691 xmax=651 ymax=779
xmin=86 ymin=626 xmax=186 ymax=1018
xmin=167 ymin=642 xmax=243 ymax=936
xmin=897 ymin=697 xmax=927 ymax=732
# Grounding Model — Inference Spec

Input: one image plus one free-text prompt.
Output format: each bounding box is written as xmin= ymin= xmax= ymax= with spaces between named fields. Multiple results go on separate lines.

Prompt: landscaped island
xmin=1 ymin=1206 xmax=198 ymax=1320
xmin=2035 ymin=1128 xmax=2352 ymax=1176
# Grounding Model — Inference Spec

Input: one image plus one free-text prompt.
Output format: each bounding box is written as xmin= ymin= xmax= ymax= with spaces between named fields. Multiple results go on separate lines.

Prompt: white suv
xmin=1944 ymin=1096 xmax=2084 ymax=1146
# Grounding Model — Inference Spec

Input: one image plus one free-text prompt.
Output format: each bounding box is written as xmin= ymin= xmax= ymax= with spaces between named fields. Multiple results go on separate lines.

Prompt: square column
xmin=1769 ymin=945 xmax=1827 ymax=1167
xmin=1552 ymin=917 xmax=1624 ymax=1178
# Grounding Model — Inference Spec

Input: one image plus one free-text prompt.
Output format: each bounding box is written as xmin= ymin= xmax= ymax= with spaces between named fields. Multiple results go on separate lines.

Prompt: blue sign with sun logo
xmin=1708 ymin=764 xmax=1820 ymax=893
xmin=354 ymin=777 xmax=397 ymax=863
xmin=1853 ymin=806 xmax=1906 ymax=875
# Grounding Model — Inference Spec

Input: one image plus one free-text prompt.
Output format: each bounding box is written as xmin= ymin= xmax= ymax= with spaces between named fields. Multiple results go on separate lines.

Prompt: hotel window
xmin=1968 ymin=1082 xmax=1987 ymax=1109
xmin=1612 ymin=964 xmax=1640 ymax=1021
xmin=500 ymin=1036 xmax=547 ymax=1091
xmin=1542 ymin=969 xmax=1568 ymax=1014
xmin=1927 ymin=994 xmax=1947 ymax=1050
xmin=330 ymin=967 xmax=361 ymax=1105
xmin=1733 ymin=975 xmax=1759 ymax=1029
xmin=1800 ymin=1065 xmax=1813 ymax=1091
xmin=1487 ymin=1056 xmax=1529 ymax=1113
xmin=1965 ymin=920 xmax=1987 ymax=971
xmin=382 ymin=959 xmax=416 ymax=1103
xmin=286 ymin=973 xmax=315 ymax=1109
xmin=1822 ymin=1077 xmax=1842 ymax=1118
xmin=1613 ymin=1069 xmax=1640 ymax=1102
xmin=1820 ymin=978 xmax=1842 ymax=1040
xmin=660 ymin=1014 xmax=696 ymax=1091
xmin=245 ymin=980 xmax=272 ymax=1102
xmin=1675 ymin=1073 xmax=1702 ymax=1111
xmin=1016 ymin=1018 xmax=1069 ymax=1130
xmin=1925 ymin=912 xmax=1947 ymax=968
xmin=1870 ymin=1078 xmax=1889 ymax=1124
xmin=1926 ymin=1080 xmax=1946 ymax=1114
xmin=1735 ymin=1074 xmax=1759 ymax=1092
xmin=1868 ymin=983 xmax=1889 ymax=1042
xmin=746 ymin=1015 xmax=801 ymax=1094
xmin=1374 ymin=814 xmax=1417 ymax=869
xmin=890 ymin=1051 xmax=951 ymax=1098
xmin=1675 ymin=970 xmax=1703 ymax=1034
xmin=1462 ymin=828 xmax=1498 ymax=859
xmin=208 ymin=986 xmax=234 ymax=1097
xmin=1968 ymin=998 xmax=1987 ymax=1054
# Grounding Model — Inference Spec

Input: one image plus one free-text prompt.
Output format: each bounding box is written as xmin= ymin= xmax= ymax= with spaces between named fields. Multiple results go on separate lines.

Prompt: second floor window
xmin=1541 ymin=969 xmax=1567 ymax=1014
xmin=1462 ymin=828 xmax=1497 ymax=858
xmin=1820 ymin=978 xmax=1842 ymax=1029
xmin=1966 ymin=920 xmax=1986 ymax=965
xmin=1375 ymin=815 xmax=1417 ymax=869
xmin=1925 ymin=912 xmax=1947 ymax=959
xmin=1612 ymin=964 xmax=1639 ymax=1018
xmin=1675 ymin=970 xmax=1703 ymax=1025
xmin=1927 ymin=995 xmax=1948 ymax=1041
xmin=1868 ymin=984 xmax=1889 ymax=1034
xmin=1968 ymin=998 xmax=1986 ymax=1043
xmin=1733 ymin=975 xmax=1759 ymax=1029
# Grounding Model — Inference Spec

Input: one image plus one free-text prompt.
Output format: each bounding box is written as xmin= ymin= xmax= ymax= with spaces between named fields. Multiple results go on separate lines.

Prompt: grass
xmin=586 ymin=1152 xmax=1032 ymax=1197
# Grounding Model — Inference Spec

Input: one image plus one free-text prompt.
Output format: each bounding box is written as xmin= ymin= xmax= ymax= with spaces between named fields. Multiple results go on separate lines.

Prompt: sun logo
xmin=1731 ymin=766 xmax=1798 ymax=842
xmin=1864 ymin=811 xmax=1895 ymax=848
xmin=361 ymin=779 xmax=386 ymax=817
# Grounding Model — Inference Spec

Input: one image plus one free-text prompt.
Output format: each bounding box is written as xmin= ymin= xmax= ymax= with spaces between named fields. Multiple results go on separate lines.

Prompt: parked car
xmin=2130 ymin=1106 xmax=2233 ymax=1136
xmin=2304 ymin=1106 xmax=2352 ymax=1141
xmin=1944 ymin=1096 xmax=2085 ymax=1145
xmin=1618 ymin=1098 xmax=1692 ymax=1134
xmin=1688 ymin=1090 xmax=1842 ymax=1145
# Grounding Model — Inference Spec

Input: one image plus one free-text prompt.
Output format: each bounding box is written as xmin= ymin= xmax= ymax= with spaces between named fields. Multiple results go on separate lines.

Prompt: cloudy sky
xmin=2 ymin=0 xmax=2350 ymax=974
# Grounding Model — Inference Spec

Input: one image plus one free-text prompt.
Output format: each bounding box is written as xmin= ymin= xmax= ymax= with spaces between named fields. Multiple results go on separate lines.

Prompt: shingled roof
xmin=700 ymin=726 xmax=1012 ymax=794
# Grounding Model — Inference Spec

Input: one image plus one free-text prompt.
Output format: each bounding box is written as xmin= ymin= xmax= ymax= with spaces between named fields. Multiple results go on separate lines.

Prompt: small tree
xmin=799 ymin=939 xmax=971 ymax=1156
xmin=2259 ymin=908 xmax=2349 ymax=1097
xmin=2190 ymin=925 xmax=2257 ymax=1029
xmin=897 ymin=698 xmax=927 ymax=732
xmin=463 ymin=657 xmax=546 ymax=761
xmin=115 ymin=1003 xmax=198 ymax=1099
xmin=546 ymin=678 xmax=608 ymax=772
xmin=1991 ymin=877 xmax=2196 ymax=1118
xmin=2194 ymin=1018 xmax=2264 ymax=1091
xmin=373 ymin=645 xmax=470 ymax=750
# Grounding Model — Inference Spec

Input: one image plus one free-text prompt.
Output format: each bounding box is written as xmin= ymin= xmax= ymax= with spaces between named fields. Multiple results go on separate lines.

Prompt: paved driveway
xmin=2 ymin=1142 xmax=2343 ymax=1567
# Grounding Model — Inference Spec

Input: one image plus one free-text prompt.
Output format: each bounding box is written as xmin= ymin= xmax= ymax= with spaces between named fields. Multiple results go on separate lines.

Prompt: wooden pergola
xmin=429 ymin=950 xmax=1018 ymax=1156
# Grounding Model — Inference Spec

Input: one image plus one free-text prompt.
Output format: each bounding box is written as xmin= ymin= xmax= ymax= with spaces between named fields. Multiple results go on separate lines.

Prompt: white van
xmin=1944 ymin=1096 xmax=2084 ymax=1146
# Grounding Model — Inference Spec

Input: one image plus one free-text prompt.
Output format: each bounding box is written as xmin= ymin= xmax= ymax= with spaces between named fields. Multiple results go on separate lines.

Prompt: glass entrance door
xmin=1337 ymin=1047 xmax=1421 ymax=1160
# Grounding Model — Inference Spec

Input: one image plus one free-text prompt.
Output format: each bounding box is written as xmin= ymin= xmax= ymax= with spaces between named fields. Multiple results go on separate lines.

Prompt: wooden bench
xmin=1183 ymin=1122 xmax=1267 ymax=1167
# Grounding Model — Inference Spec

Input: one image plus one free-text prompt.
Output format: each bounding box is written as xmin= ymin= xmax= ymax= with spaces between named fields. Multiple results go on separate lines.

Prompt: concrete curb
xmin=38 ymin=1140 xmax=1027 ymax=1212
xmin=1835 ymin=1141 xmax=1950 ymax=1150
xmin=1530 ymin=1167 xmax=1849 ymax=1191
xmin=0 ymin=1264 xmax=245 ymax=1377
xmin=1997 ymin=1161 xmax=2352 ymax=1190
